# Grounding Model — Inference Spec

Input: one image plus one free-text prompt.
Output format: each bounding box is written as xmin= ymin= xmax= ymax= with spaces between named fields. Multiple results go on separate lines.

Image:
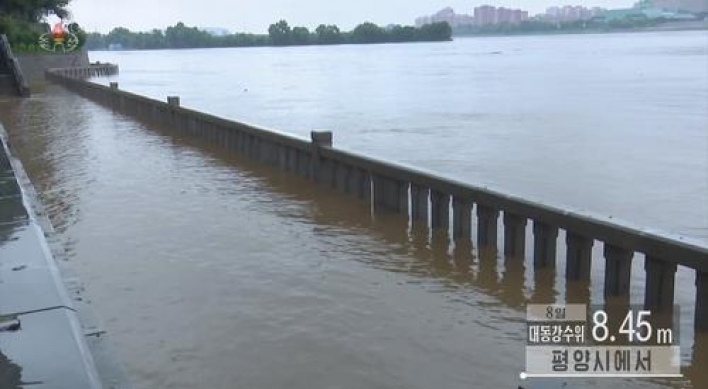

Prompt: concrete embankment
xmin=45 ymin=67 xmax=708 ymax=336
xmin=0 ymin=121 xmax=131 ymax=389
xmin=16 ymin=50 xmax=89 ymax=86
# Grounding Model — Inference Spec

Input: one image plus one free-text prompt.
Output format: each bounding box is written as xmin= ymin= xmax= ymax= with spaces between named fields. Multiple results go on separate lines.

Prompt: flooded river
xmin=0 ymin=30 xmax=706 ymax=389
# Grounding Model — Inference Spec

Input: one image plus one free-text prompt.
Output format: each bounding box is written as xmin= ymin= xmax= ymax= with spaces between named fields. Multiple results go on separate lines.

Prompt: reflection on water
xmin=0 ymin=82 xmax=706 ymax=388
xmin=499 ymin=255 xmax=527 ymax=309
xmin=687 ymin=335 xmax=708 ymax=389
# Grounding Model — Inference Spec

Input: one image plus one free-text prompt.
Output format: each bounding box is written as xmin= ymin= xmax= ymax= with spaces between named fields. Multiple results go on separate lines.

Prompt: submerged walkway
xmin=0 ymin=121 xmax=130 ymax=389
xmin=1 ymin=78 xmax=701 ymax=389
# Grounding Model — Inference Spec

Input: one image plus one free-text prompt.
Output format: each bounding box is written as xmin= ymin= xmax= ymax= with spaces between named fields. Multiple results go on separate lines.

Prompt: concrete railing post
xmin=503 ymin=212 xmax=527 ymax=259
xmin=477 ymin=205 xmax=499 ymax=249
xmin=360 ymin=170 xmax=372 ymax=204
xmin=566 ymin=232 xmax=593 ymax=281
xmin=372 ymin=175 xmax=407 ymax=214
xmin=696 ymin=271 xmax=708 ymax=331
xmin=295 ymin=149 xmax=308 ymax=177
xmin=452 ymin=197 xmax=472 ymax=241
xmin=334 ymin=163 xmax=350 ymax=193
xmin=167 ymin=96 xmax=180 ymax=106
xmin=604 ymin=244 xmax=633 ymax=297
xmin=397 ymin=181 xmax=409 ymax=215
xmin=644 ymin=256 xmax=677 ymax=312
xmin=275 ymin=144 xmax=287 ymax=170
xmin=310 ymin=130 xmax=332 ymax=183
xmin=533 ymin=221 xmax=558 ymax=268
xmin=372 ymin=175 xmax=389 ymax=212
xmin=310 ymin=130 xmax=332 ymax=147
xmin=348 ymin=168 xmax=370 ymax=203
xmin=430 ymin=190 xmax=450 ymax=231
xmin=411 ymin=184 xmax=429 ymax=226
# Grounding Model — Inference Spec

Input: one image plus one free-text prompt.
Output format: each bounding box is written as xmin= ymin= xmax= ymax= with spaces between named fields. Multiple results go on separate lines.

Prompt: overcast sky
xmin=67 ymin=0 xmax=637 ymax=34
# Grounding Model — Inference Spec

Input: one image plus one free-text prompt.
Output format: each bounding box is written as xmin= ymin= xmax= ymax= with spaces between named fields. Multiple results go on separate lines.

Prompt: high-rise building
xmin=473 ymin=5 xmax=529 ymax=25
xmin=510 ymin=9 xmax=529 ymax=23
xmin=415 ymin=7 xmax=475 ymax=28
xmin=415 ymin=5 xmax=531 ymax=28
xmin=474 ymin=5 xmax=497 ymax=25
xmin=540 ymin=5 xmax=605 ymax=22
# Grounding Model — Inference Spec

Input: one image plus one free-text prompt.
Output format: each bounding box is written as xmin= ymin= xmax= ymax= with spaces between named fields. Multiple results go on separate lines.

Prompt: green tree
xmin=418 ymin=22 xmax=452 ymax=41
xmin=0 ymin=15 xmax=39 ymax=48
xmin=291 ymin=26 xmax=310 ymax=45
xmin=268 ymin=20 xmax=291 ymax=45
xmin=67 ymin=22 xmax=86 ymax=47
xmin=351 ymin=22 xmax=385 ymax=43
xmin=81 ymin=20 xmax=454 ymax=52
xmin=106 ymin=27 xmax=134 ymax=47
xmin=165 ymin=22 xmax=212 ymax=48
xmin=0 ymin=0 xmax=70 ymax=22
xmin=223 ymin=32 xmax=267 ymax=47
xmin=315 ymin=24 xmax=342 ymax=44
xmin=0 ymin=0 xmax=73 ymax=49
xmin=139 ymin=29 xmax=165 ymax=49
xmin=389 ymin=25 xmax=418 ymax=42
xmin=84 ymin=31 xmax=105 ymax=50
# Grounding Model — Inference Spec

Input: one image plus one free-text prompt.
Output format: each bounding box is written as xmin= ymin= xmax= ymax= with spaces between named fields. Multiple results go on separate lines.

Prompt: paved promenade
xmin=0 ymin=121 xmax=130 ymax=389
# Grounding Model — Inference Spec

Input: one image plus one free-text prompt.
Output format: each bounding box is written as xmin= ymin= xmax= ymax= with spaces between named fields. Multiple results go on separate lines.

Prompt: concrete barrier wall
xmin=16 ymin=50 xmax=90 ymax=85
xmin=46 ymin=69 xmax=708 ymax=333
xmin=47 ymin=63 xmax=118 ymax=79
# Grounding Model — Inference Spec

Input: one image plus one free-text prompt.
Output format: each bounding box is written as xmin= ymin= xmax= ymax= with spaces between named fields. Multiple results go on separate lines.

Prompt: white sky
xmin=66 ymin=0 xmax=638 ymax=33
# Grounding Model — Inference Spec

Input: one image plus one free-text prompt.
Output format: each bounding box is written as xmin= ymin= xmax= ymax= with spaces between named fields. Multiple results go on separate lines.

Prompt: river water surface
xmin=0 ymin=30 xmax=706 ymax=389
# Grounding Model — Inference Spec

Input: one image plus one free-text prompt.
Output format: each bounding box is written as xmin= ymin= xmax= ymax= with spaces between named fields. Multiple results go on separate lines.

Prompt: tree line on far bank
xmin=85 ymin=20 xmax=452 ymax=50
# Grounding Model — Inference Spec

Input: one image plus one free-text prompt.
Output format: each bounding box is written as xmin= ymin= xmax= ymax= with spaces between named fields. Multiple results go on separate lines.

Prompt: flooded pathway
xmin=0 ymin=84 xmax=704 ymax=389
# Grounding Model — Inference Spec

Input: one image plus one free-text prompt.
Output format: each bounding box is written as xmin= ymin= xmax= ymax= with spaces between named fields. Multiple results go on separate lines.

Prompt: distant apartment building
xmin=496 ymin=7 xmax=513 ymax=23
xmin=541 ymin=5 xmax=605 ymax=22
xmin=415 ymin=5 xmax=530 ymax=28
xmin=472 ymin=5 xmax=529 ymax=25
xmin=512 ymin=9 xmax=529 ymax=23
xmin=473 ymin=5 xmax=496 ymax=25
xmin=415 ymin=7 xmax=474 ymax=27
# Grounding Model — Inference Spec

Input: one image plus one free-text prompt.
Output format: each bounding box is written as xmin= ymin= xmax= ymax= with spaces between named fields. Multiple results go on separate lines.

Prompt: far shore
xmin=81 ymin=20 xmax=708 ymax=52
xmin=452 ymin=20 xmax=708 ymax=39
